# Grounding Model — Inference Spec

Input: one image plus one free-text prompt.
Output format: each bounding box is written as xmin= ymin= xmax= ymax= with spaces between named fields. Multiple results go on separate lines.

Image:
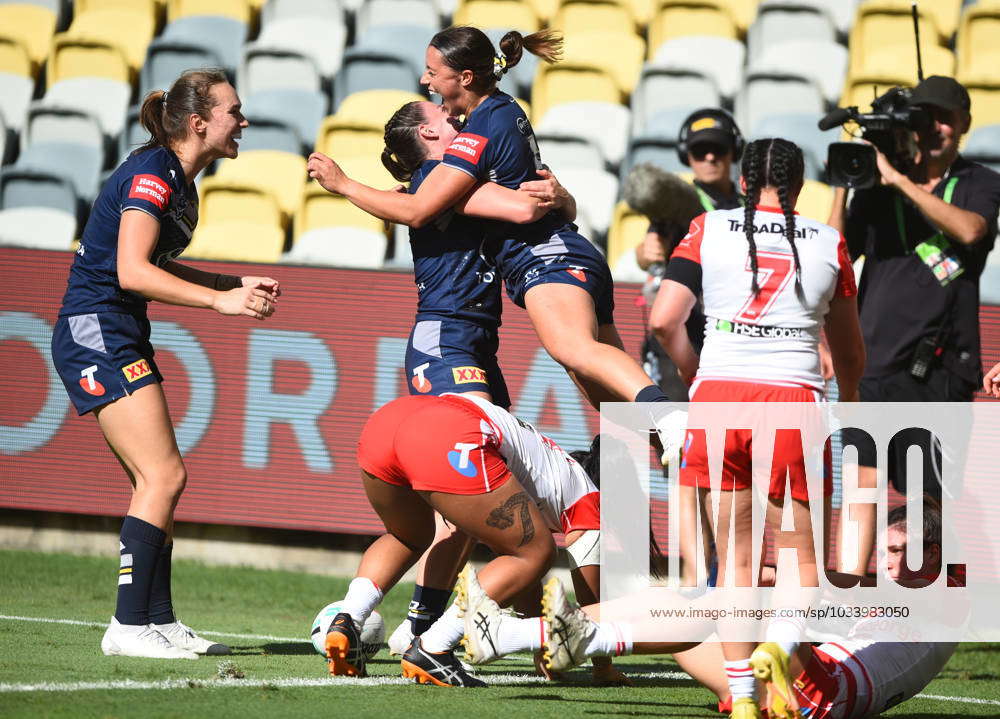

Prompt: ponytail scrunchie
xmin=493 ymin=52 xmax=508 ymax=79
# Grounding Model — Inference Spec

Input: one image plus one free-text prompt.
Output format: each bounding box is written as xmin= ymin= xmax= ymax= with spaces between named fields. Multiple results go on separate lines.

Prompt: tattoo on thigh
xmin=485 ymin=491 xmax=536 ymax=546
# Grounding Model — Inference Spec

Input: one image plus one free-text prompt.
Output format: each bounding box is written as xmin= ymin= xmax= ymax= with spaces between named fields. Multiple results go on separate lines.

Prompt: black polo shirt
xmin=846 ymin=156 xmax=1000 ymax=384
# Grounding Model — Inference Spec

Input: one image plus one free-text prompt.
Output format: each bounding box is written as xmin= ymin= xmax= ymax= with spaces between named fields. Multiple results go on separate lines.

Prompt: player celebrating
xmin=649 ymin=138 xmax=866 ymax=716
xmin=321 ymin=393 xmax=602 ymax=686
xmin=307 ymin=25 xmax=672 ymax=409
xmin=49 ymin=69 xmax=280 ymax=659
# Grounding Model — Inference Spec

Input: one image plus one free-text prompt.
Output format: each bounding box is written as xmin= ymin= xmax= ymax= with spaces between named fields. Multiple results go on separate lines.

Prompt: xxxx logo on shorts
xmin=452 ymin=366 xmax=487 ymax=384
xmin=122 ymin=359 xmax=152 ymax=383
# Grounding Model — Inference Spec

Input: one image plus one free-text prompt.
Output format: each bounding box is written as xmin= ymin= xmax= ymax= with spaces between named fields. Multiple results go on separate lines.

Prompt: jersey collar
xmin=755 ymin=204 xmax=799 ymax=215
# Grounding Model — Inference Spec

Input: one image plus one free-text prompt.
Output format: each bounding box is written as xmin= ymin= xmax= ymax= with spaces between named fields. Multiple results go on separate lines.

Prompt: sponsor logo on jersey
xmin=122 ymin=359 xmax=152 ymax=382
xmin=128 ymin=174 xmax=171 ymax=210
xmin=448 ymin=442 xmax=479 ymax=477
xmin=79 ymin=365 xmax=105 ymax=396
xmin=453 ymin=366 xmax=487 ymax=384
xmin=516 ymin=116 xmax=530 ymax=136
xmin=566 ymin=267 xmax=587 ymax=282
xmin=726 ymin=219 xmax=819 ymax=238
xmin=412 ymin=362 xmax=432 ymax=393
xmin=445 ymin=133 xmax=489 ymax=165
xmin=714 ymin=318 xmax=806 ymax=339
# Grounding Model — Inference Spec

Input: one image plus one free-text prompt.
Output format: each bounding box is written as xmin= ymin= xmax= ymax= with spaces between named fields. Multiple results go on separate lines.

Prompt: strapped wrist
xmin=213 ymin=273 xmax=242 ymax=291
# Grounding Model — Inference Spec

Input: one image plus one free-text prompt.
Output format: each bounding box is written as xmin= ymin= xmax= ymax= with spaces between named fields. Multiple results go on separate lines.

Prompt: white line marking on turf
xmin=0 ymin=672 xmax=690 ymax=693
xmin=916 ymin=693 xmax=1000 ymax=706
xmin=0 ymin=615 xmax=307 ymax=644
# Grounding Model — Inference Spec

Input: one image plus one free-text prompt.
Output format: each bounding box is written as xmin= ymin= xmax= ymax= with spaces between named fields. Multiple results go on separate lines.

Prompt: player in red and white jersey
xmin=319 ymin=393 xmax=603 ymax=686
xmin=649 ymin=138 xmax=866 ymax=719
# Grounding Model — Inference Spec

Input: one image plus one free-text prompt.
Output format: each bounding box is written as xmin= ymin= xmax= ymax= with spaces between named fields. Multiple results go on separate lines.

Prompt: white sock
xmin=766 ymin=616 xmax=803 ymax=659
xmin=725 ymin=659 xmax=757 ymax=700
xmin=340 ymin=577 xmax=383 ymax=625
xmin=494 ymin=615 xmax=545 ymax=655
xmin=583 ymin=621 xmax=633 ymax=658
xmin=419 ymin=602 xmax=465 ymax=653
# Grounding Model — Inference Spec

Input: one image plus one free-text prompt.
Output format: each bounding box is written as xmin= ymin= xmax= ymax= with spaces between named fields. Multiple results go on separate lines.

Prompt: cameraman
xmin=635 ymin=109 xmax=744 ymax=400
xmin=830 ymin=76 xmax=1000 ymax=500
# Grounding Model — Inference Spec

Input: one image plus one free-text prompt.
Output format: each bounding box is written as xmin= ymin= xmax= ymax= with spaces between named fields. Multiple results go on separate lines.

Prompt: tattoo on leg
xmin=485 ymin=492 xmax=536 ymax=546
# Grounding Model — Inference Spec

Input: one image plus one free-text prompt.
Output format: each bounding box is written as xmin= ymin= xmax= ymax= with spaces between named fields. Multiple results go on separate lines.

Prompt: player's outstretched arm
xmin=117 ymin=210 xmax=278 ymax=320
xmin=307 ymin=151 xmax=476 ymax=228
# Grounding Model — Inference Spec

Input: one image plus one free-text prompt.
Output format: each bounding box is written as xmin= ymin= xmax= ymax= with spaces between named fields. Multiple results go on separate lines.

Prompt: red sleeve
xmin=670 ymin=213 xmax=706 ymax=264
xmin=835 ymin=233 xmax=857 ymax=297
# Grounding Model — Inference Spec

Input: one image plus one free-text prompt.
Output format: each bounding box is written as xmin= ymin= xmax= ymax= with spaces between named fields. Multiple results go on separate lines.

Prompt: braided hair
xmin=381 ymin=101 xmax=428 ymax=182
xmin=740 ymin=138 xmax=805 ymax=297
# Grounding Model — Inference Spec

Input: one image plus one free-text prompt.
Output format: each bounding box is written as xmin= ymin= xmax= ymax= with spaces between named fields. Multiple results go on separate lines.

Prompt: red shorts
xmin=679 ymin=380 xmax=832 ymax=503
xmin=790 ymin=645 xmax=857 ymax=719
xmin=561 ymin=492 xmax=600 ymax=533
xmin=357 ymin=394 xmax=512 ymax=494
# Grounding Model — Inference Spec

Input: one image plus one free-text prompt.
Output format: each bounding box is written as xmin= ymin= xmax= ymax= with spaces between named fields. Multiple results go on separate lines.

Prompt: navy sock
xmin=148 ymin=542 xmax=176 ymax=625
xmin=635 ymin=384 xmax=671 ymax=402
xmin=408 ymin=585 xmax=452 ymax=635
xmin=114 ymin=516 xmax=166 ymax=626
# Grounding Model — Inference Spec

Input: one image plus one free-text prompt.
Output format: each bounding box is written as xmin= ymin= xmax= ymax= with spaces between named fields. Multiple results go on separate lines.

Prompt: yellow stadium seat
xmin=552 ymin=0 xmax=635 ymax=34
xmin=214 ymin=150 xmax=307 ymax=220
xmin=296 ymin=181 xmax=386 ymax=239
xmin=185 ymin=221 xmax=285 ymax=263
xmin=648 ymin=2 xmax=737 ymax=55
xmin=840 ymin=74 xmax=912 ymax=111
xmin=47 ymin=35 xmax=130 ymax=87
xmin=199 ymin=177 xmax=283 ymax=229
xmin=606 ymin=200 xmax=649 ymax=271
xmin=168 ymin=0 xmax=250 ymax=23
xmin=523 ymin=0 xmax=559 ymax=21
xmin=846 ymin=44 xmax=954 ymax=98
xmin=723 ymin=0 xmax=759 ymax=35
xmin=65 ymin=6 xmax=157 ymax=74
xmin=795 ymin=180 xmax=833 ymax=224
xmin=0 ymin=36 xmax=31 ymax=77
xmin=965 ymin=84 xmax=1000 ymax=132
xmin=316 ymin=121 xmax=385 ymax=160
xmin=562 ymin=30 xmax=644 ymax=95
xmin=924 ymin=0 xmax=961 ymax=41
xmin=0 ymin=4 xmax=57 ymax=70
xmin=531 ymin=62 xmax=621 ymax=125
xmin=848 ymin=0 xmax=944 ymax=79
xmin=334 ymin=89 xmax=425 ymax=130
xmin=454 ymin=0 xmax=540 ymax=30
xmin=623 ymin=0 xmax=654 ymax=25
xmin=957 ymin=0 xmax=1000 ymax=85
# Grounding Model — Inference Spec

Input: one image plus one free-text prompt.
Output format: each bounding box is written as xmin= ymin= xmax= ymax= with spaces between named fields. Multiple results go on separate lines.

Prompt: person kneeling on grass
xmin=319 ymin=394 xmax=621 ymax=686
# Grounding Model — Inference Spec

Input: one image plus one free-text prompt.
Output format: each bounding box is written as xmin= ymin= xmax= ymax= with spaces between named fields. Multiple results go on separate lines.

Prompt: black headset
xmin=676 ymin=108 xmax=744 ymax=167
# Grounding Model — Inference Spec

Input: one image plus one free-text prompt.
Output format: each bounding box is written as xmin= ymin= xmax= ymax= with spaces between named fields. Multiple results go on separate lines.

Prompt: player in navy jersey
xmin=307 ymin=26 xmax=672 ymax=409
xmin=379 ymin=98 xmax=578 ymax=660
xmin=50 ymin=69 xmax=280 ymax=660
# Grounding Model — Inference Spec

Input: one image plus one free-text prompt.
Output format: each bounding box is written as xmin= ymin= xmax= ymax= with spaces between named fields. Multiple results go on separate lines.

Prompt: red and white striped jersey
xmin=447 ymin=393 xmax=599 ymax=534
xmin=670 ymin=206 xmax=856 ymax=391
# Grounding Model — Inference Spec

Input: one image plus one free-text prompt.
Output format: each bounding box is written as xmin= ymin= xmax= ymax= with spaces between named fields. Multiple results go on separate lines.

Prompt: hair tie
xmin=162 ymin=91 xmax=168 ymax=106
xmin=493 ymin=52 xmax=507 ymax=79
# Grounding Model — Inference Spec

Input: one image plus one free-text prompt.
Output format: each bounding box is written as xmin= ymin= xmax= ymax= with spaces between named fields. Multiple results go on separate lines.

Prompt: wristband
xmin=213 ymin=274 xmax=242 ymax=291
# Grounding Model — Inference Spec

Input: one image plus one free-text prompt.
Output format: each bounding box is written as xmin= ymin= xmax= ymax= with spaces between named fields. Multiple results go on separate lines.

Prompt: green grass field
xmin=2 ymin=548 xmax=999 ymax=718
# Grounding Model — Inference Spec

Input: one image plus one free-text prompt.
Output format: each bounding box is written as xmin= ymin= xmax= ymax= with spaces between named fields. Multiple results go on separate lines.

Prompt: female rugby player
xmin=50 ymin=69 xmax=280 ymax=659
xmin=649 ymin=138 xmax=865 ymax=716
xmin=307 ymin=26 xmax=671 ymax=409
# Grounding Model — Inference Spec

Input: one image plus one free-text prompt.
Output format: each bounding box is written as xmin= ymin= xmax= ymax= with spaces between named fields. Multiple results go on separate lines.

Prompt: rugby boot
xmin=541 ymin=577 xmax=598 ymax=672
xmin=101 ymin=617 xmax=198 ymax=659
xmin=750 ymin=642 xmax=802 ymax=719
xmin=153 ymin=620 xmax=231 ymax=655
xmin=456 ymin=564 xmax=503 ymax=664
xmin=325 ymin=612 xmax=366 ymax=677
xmin=730 ymin=696 xmax=763 ymax=719
xmin=400 ymin=636 xmax=487 ymax=687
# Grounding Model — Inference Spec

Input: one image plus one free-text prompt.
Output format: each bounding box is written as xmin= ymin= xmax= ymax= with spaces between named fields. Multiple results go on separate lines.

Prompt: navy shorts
xmin=405 ymin=317 xmax=510 ymax=409
xmin=51 ymin=312 xmax=163 ymax=415
xmin=499 ymin=227 xmax=615 ymax=325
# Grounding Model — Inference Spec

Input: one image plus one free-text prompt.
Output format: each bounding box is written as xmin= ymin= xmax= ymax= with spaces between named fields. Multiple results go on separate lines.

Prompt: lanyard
xmin=695 ymin=186 xmax=744 ymax=212
xmin=894 ymin=176 xmax=958 ymax=252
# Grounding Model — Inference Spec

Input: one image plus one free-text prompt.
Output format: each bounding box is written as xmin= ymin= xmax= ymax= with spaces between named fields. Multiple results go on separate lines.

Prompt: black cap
xmin=683 ymin=112 xmax=737 ymax=151
xmin=909 ymin=75 xmax=971 ymax=113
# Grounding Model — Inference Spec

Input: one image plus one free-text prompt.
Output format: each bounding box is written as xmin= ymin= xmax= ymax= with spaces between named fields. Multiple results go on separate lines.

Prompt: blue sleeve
xmin=441 ymin=110 xmax=497 ymax=181
xmin=119 ymin=153 xmax=174 ymax=221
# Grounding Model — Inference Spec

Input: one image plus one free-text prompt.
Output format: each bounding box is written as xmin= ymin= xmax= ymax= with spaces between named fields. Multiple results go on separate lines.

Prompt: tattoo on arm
xmin=485 ymin=491 xmax=536 ymax=547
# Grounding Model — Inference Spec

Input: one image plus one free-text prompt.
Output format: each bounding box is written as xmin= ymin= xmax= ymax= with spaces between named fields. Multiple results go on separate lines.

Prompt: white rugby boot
xmin=101 ymin=617 xmax=198 ymax=659
xmin=541 ymin=577 xmax=597 ymax=673
xmin=456 ymin=565 xmax=504 ymax=664
xmin=153 ymin=620 xmax=231 ymax=655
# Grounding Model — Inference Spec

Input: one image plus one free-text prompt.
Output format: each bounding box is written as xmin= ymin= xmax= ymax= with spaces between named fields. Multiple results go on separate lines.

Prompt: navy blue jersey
xmin=409 ymin=159 xmax=502 ymax=327
xmin=59 ymin=146 xmax=199 ymax=317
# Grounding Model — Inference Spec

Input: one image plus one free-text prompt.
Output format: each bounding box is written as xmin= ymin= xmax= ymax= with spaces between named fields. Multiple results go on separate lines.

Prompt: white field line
xmin=0 ymin=614 xmax=307 ymax=644
xmin=1 ymin=615 xmax=996 ymax=706
xmin=0 ymin=672 xmax=690 ymax=693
